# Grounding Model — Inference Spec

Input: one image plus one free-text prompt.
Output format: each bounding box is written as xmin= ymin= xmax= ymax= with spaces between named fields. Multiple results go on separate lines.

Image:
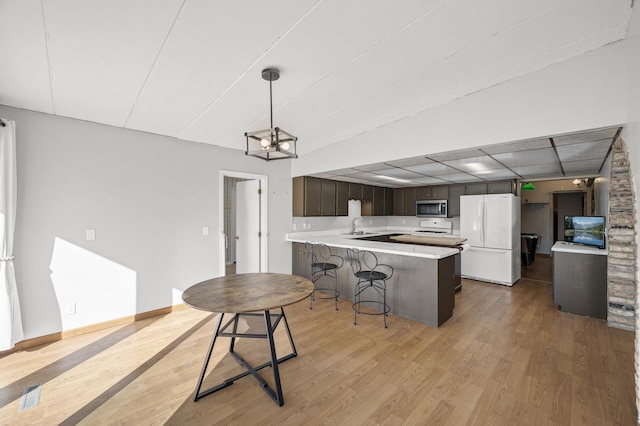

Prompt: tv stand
xmin=551 ymin=241 xmax=608 ymax=319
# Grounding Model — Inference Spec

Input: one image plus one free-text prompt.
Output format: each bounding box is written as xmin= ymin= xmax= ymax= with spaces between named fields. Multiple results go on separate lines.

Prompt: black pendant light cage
xmin=245 ymin=68 xmax=298 ymax=161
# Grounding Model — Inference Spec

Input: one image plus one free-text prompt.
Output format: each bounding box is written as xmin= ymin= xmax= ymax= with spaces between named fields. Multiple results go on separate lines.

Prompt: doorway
xmin=219 ymin=171 xmax=268 ymax=276
xmin=553 ymin=191 xmax=585 ymax=243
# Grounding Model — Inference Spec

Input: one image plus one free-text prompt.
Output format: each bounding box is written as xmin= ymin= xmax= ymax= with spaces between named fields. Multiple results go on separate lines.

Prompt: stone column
xmin=607 ymin=138 xmax=637 ymax=330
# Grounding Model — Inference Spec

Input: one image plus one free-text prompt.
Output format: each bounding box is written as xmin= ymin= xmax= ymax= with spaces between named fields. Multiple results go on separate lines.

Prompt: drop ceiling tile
xmin=410 ymin=176 xmax=449 ymax=185
xmin=349 ymin=172 xmax=381 ymax=181
xmin=469 ymin=168 xmax=518 ymax=179
xmin=562 ymin=159 xmax=604 ymax=173
xmin=436 ymin=173 xmax=481 ymax=183
xmin=376 ymin=168 xmax=426 ymax=179
xmin=442 ymin=155 xmax=503 ymax=173
xmin=332 ymin=176 xmax=376 ymax=184
xmin=552 ymin=127 xmax=619 ymax=145
xmin=510 ymin=163 xmax=563 ymax=177
xmin=555 ymin=140 xmax=611 ymax=162
xmin=403 ymin=162 xmax=459 ymax=175
xmin=310 ymin=173 xmax=338 ymax=179
xmin=330 ymin=168 xmax=362 ymax=176
xmin=482 ymin=138 xmax=551 ymax=154
xmin=492 ymin=147 xmax=558 ymax=167
xmin=428 ymin=149 xmax=485 ymax=162
xmin=384 ymin=157 xmax=433 ymax=167
xmin=353 ymin=163 xmax=392 ymax=172
xmin=373 ymin=175 xmax=416 ymax=185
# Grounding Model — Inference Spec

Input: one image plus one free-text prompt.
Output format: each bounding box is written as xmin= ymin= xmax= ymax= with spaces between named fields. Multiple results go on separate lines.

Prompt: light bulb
xmin=260 ymin=138 xmax=270 ymax=147
xmin=280 ymin=142 xmax=290 ymax=150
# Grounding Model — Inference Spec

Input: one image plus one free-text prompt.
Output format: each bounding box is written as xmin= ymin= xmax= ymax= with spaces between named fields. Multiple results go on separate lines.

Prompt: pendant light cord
xmin=269 ymin=78 xmax=274 ymax=129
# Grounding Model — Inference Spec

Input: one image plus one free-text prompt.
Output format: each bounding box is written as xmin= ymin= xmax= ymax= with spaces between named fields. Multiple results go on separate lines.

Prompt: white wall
xmin=623 ymin=3 xmax=640 ymax=422
xmin=293 ymin=41 xmax=627 ymax=177
xmin=0 ymin=106 xmax=292 ymax=340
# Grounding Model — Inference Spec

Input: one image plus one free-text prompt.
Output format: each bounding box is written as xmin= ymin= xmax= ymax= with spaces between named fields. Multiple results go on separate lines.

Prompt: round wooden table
xmin=182 ymin=273 xmax=313 ymax=406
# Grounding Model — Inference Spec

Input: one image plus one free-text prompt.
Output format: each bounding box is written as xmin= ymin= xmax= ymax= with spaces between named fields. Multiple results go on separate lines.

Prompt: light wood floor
xmin=1 ymin=260 xmax=635 ymax=425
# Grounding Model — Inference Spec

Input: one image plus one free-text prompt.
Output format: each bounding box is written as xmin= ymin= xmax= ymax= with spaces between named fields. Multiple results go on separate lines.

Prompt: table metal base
xmin=193 ymin=308 xmax=297 ymax=406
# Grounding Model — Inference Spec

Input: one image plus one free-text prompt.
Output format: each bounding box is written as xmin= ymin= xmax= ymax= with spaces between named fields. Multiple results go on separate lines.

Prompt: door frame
xmin=219 ymin=170 xmax=268 ymax=275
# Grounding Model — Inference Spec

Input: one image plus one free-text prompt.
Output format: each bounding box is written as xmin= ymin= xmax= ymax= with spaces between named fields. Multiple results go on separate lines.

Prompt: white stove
xmin=414 ymin=219 xmax=453 ymax=235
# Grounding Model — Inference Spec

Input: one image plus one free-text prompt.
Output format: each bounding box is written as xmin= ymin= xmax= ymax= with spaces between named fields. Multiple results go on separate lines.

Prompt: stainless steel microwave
xmin=416 ymin=199 xmax=448 ymax=218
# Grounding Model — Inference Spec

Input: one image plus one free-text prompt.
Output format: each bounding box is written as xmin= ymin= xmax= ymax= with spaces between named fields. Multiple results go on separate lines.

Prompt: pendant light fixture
xmin=521 ymin=182 xmax=536 ymax=191
xmin=245 ymin=68 xmax=297 ymax=161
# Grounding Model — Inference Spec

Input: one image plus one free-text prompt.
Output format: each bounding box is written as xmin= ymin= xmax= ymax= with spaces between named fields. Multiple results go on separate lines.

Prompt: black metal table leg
xmin=193 ymin=312 xmax=225 ymax=402
xmin=193 ymin=308 xmax=297 ymax=405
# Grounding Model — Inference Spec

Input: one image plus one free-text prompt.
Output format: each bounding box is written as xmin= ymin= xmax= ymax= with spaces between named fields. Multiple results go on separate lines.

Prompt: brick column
xmin=607 ymin=138 xmax=637 ymax=330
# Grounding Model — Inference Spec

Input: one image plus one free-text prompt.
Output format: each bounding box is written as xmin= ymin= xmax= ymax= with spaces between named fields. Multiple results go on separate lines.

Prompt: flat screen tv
xmin=563 ymin=216 xmax=606 ymax=249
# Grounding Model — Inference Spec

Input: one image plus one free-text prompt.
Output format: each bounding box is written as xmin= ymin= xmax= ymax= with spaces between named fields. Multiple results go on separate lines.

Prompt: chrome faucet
xmin=351 ymin=217 xmax=363 ymax=234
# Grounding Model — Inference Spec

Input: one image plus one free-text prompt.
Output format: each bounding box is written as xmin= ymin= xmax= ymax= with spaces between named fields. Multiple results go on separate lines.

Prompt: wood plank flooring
xmin=0 ymin=262 xmax=635 ymax=425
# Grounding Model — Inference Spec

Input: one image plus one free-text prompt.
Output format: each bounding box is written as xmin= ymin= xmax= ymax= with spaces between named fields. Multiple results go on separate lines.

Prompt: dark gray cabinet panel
xmin=383 ymin=188 xmax=394 ymax=216
xmin=349 ymin=183 xmax=363 ymax=199
xmin=432 ymin=185 xmax=449 ymax=199
xmin=403 ymin=188 xmax=417 ymax=216
xmin=447 ymin=184 xmax=466 ymax=217
xmin=336 ymin=181 xmax=349 ymax=216
xmin=416 ymin=186 xmax=431 ymax=200
xmin=465 ymin=183 xmax=487 ymax=195
xmin=362 ymin=184 xmax=374 ymax=200
xmin=372 ymin=186 xmax=385 ymax=216
xmin=487 ymin=181 xmax=514 ymax=194
xmin=393 ymin=188 xmax=404 ymax=215
xmin=293 ymin=176 xmax=322 ymax=216
xmin=321 ymin=179 xmax=336 ymax=216
xmin=553 ymin=250 xmax=607 ymax=319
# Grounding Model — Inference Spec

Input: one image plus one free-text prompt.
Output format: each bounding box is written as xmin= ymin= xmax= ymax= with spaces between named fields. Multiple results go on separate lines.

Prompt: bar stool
xmin=304 ymin=242 xmax=343 ymax=310
xmin=346 ymin=248 xmax=394 ymax=328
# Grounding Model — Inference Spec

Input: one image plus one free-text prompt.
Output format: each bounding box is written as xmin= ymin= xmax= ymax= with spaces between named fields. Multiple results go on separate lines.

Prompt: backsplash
xmin=292 ymin=198 xmax=461 ymax=232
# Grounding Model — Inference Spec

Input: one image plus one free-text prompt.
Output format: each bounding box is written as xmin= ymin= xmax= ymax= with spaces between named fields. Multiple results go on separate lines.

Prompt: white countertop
xmin=551 ymin=241 xmax=608 ymax=255
xmin=286 ymin=228 xmax=461 ymax=260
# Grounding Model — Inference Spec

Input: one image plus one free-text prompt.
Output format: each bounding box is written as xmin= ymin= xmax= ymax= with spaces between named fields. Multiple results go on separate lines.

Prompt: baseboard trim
xmin=1 ymin=304 xmax=188 ymax=356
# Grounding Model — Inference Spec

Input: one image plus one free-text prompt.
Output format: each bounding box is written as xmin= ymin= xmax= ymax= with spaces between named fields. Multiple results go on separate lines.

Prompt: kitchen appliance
xmin=416 ymin=200 xmax=448 ymax=218
xmin=415 ymin=219 xmax=453 ymax=234
xmin=460 ymin=194 xmax=521 ymax=286
xmin=414 ymin=219 xmax=462 ymax=292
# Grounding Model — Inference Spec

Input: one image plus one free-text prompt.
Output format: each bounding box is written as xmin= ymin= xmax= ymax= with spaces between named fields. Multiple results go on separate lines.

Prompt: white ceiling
xmin=0 ymin=0 xmax=633 ymax=185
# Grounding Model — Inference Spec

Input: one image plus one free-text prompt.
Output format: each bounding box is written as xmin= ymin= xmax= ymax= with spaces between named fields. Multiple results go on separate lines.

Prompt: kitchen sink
xmin=354 ymin=233 xmax=406 ymax=242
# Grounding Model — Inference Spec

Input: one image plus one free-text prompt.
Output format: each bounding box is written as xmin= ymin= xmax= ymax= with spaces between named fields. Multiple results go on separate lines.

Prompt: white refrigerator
xmin=460 ymin=193 xmax=521 ymax=286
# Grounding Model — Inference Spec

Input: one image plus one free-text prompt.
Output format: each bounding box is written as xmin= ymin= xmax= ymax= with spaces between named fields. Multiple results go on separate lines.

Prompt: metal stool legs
xmin=347 ymin=248 xmax=394 ymax=328
xmin=305 ymin=243 xmax=343 ymax=311
xmin=352 ymin=278 xmax=391 ymax=328
xmin=310 ymin=267 xmax=340 ymax=310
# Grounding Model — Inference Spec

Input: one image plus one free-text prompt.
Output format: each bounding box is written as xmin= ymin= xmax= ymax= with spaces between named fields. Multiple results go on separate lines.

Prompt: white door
xmin=236 ymin=180 xmax=261 ymax=273
xmin=484 ymin=194 xmax=513 ymax=250
xmin=461 ymin=247 xmax=514 ymax=285
xmin=460 ymin=195 xmax=484 ymax=247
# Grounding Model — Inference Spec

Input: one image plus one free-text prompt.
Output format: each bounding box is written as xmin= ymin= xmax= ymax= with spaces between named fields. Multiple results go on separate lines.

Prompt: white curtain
xmin=0 ymin=119 xmax=24 ymax=350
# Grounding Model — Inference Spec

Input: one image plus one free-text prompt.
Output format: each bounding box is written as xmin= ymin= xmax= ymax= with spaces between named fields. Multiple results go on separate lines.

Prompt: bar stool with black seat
xmin=305 ymin=242 xmax=344 ymax=310
xmin=346 ymin=248 xmax=394 ymax=328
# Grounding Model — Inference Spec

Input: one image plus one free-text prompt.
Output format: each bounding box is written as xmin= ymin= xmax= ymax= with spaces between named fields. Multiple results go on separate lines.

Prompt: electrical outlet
xmin=202 ymin=226 xmax=209 ymax=236
xmin=86 ymin=229 xmax=95 ymax=240
xmin=65 ymin=302 xmax=76 ymax=315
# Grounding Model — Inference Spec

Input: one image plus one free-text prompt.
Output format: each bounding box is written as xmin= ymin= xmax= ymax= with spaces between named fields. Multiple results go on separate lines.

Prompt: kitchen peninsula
xmin=286 ymin=230 xmax=463 ymax=327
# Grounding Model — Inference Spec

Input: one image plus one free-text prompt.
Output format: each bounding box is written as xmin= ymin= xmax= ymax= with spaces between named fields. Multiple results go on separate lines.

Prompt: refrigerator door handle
xmin=482 ymin=198 xmax=486 ymax=246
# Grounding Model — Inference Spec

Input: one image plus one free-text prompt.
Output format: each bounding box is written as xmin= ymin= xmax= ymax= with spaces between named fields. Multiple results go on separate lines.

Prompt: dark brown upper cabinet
xmin=336 ymin=181 xmax=350 ymax=216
